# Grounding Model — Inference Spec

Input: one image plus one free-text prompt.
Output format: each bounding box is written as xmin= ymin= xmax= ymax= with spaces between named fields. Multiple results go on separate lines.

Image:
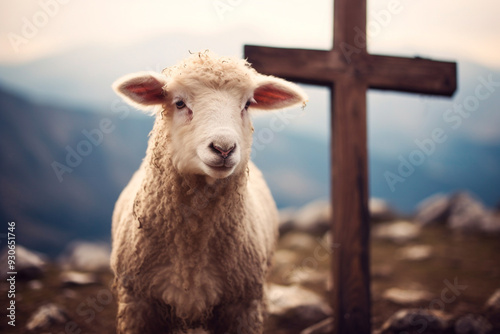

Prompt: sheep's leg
xmin=115 ymin=292 xmax=168 ymax=334
xmin=209 ymin=299 xmax=265 ymax=334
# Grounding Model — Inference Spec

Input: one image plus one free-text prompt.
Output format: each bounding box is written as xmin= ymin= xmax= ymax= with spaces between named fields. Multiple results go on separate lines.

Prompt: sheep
xmin=110 ymin=50 xmax=307 ymax=334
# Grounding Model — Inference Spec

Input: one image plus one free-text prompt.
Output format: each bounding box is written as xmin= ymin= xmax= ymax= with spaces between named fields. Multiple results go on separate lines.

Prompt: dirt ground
xmin=370 ymin=225 xmax=500 ymax=331
xmin=1 ymin=224 xmax=499 ymax=333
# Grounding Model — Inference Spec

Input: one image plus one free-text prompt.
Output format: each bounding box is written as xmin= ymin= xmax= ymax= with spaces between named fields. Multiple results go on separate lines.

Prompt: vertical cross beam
xmin=331 ymin=1 xmax=371 ymax=332
xmin=331 ymin=76 xmax=371 ymax=333
xmin=334 ymin=0 xmax=367 ymax=52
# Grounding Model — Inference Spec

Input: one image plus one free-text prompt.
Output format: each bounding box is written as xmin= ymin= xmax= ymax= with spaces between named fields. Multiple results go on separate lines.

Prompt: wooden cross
xmin=245 ymin=0 xmax=456 ymax=333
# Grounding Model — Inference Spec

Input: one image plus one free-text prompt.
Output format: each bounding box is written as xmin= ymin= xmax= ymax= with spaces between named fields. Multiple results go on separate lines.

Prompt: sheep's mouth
xmin=203 ymin=161 xmax=238 ymax=179
xmin=204 ymin=157 xmax=237 ymax=169
xmin=205 ymin=164 xmax=234 ymax=172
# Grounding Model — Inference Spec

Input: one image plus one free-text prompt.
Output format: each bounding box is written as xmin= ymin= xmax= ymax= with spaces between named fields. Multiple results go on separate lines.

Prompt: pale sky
xmin=0 ymin=0 xmax=499 ymax=68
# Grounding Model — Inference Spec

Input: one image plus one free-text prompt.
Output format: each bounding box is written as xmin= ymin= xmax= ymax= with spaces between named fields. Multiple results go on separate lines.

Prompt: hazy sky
xmin=1 ymin=0 xmax=499 ymax=68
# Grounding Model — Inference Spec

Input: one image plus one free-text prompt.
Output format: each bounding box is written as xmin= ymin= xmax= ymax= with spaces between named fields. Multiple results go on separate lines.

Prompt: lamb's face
xmin=164 ymin=80 xmax=255 ymax=180
xmin=112 ymin=52 xmax=308 ymax=182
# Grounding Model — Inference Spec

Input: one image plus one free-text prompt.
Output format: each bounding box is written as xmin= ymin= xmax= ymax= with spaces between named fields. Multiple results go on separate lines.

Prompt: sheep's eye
xmin=244 ymin=100 xmax=252 ymax=110
xmin=175 ymin=101 xmax=186 ymax=109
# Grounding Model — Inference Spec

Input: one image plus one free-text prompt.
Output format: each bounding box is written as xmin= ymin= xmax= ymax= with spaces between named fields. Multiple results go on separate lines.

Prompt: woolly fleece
xmin=111 ymin=51 xmax=307 ymax=333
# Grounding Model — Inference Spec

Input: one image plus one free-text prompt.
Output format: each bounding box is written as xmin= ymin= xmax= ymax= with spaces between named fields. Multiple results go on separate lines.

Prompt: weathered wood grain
xmin=244 ymin=46 xmax=457 ymax=96
xmin=331 ymin=78 xmax=371 ymax=334
xmin=245 ymin=0 xmax=457 ymax=333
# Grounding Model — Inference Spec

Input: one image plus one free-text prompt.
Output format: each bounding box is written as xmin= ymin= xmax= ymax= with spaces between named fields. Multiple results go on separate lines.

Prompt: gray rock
xmin=382 ymin=288 xmax=433 ymax=305
xmin=485 ymin=289 xmax=500 ymax=311
xmin=398 ymin=245 xmax=433 ymax=261
xmin=268 ymin=284 xmax=332 ymax=331
xmin=287 ymin=268 xmax=329 ymax=290
xmin=0 ymin=245 xmax=47 ymax=280
xmin=26 ymin=303 xmax=68 ymax=331
xmin=278 ymin=200 xmax=331 ymax=236
xmin=280 ymin=197 xmax=397 ymax=235
xmin=60 ymin=271 xmax=99 ymax=286
xmin=268 ymin=284 xmax=326 ymax=313
xmin=490 ymin=212 xmax=500 ymax=231
xmin=370 ymin=198 xmax=397 ymax=222
xmin=448 ymin=192 xmax=500 ymax=232
xmin=379 ymin=308 xmax=451 ymax=334
xmin=415 ymin=193 xmax=452 ymax=225
xmin=455 ymin=314 xmax=492 ymax=334
xmin=415 ymin=191 xmax=500 ymax=233
xmin=292 ymin=199 xmax=331 ymax=236
xmin=280 ymin=232 xmax=318 ymax=251
xmin=59 ymin=241 xmax=111 ymax=271
xmin=372 ymin=220 xmax=421 ymax=244
xmin=278 ymin=207 xmax=298 ymax=235
xmin=300 ymin=317 xmax=334 ymax=334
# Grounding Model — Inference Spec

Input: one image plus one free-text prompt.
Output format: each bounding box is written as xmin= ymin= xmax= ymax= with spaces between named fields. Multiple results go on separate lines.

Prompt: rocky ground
xmin=1 ymin=191 xmax=500 ymax=334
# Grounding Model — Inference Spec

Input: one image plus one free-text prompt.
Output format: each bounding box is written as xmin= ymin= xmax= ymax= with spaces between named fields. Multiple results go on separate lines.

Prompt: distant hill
xmin=0 ymin=87 xmax=152 ymax=256
xmin=1 ymin=36 xmax=500 ymax=255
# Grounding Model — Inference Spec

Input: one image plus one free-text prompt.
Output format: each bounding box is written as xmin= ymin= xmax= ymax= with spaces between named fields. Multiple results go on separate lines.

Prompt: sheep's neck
xmin=134 ymin=158 xmax=252 ymax=299
xmin=137 ymin=149 xmax=249 ymax=236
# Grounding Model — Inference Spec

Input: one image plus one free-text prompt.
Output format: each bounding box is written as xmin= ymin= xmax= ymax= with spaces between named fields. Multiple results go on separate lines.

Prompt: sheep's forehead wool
xmin=162 ymin=51 xmax=257 ymax=92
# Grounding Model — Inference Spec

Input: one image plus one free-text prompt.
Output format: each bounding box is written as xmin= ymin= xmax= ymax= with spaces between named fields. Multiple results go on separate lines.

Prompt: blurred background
xmin=0 ymin=0 xmax=499 ymax=255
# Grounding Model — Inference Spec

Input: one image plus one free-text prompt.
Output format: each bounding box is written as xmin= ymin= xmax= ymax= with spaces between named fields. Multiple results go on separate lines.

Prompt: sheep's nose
xmin=210 ymin=143 xmax=236 ymax=159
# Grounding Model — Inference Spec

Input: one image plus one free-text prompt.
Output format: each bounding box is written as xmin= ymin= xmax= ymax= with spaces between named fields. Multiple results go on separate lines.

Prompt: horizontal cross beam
xmin=244 ymin=45 xmax=457 ymax=96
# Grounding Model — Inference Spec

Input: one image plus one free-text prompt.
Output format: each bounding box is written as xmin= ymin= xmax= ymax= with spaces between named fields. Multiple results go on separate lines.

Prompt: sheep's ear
xmin=250 ymin=76 xmax=308 ymax=111
xmin=112 ymin=71 xmax=167 ymax=111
